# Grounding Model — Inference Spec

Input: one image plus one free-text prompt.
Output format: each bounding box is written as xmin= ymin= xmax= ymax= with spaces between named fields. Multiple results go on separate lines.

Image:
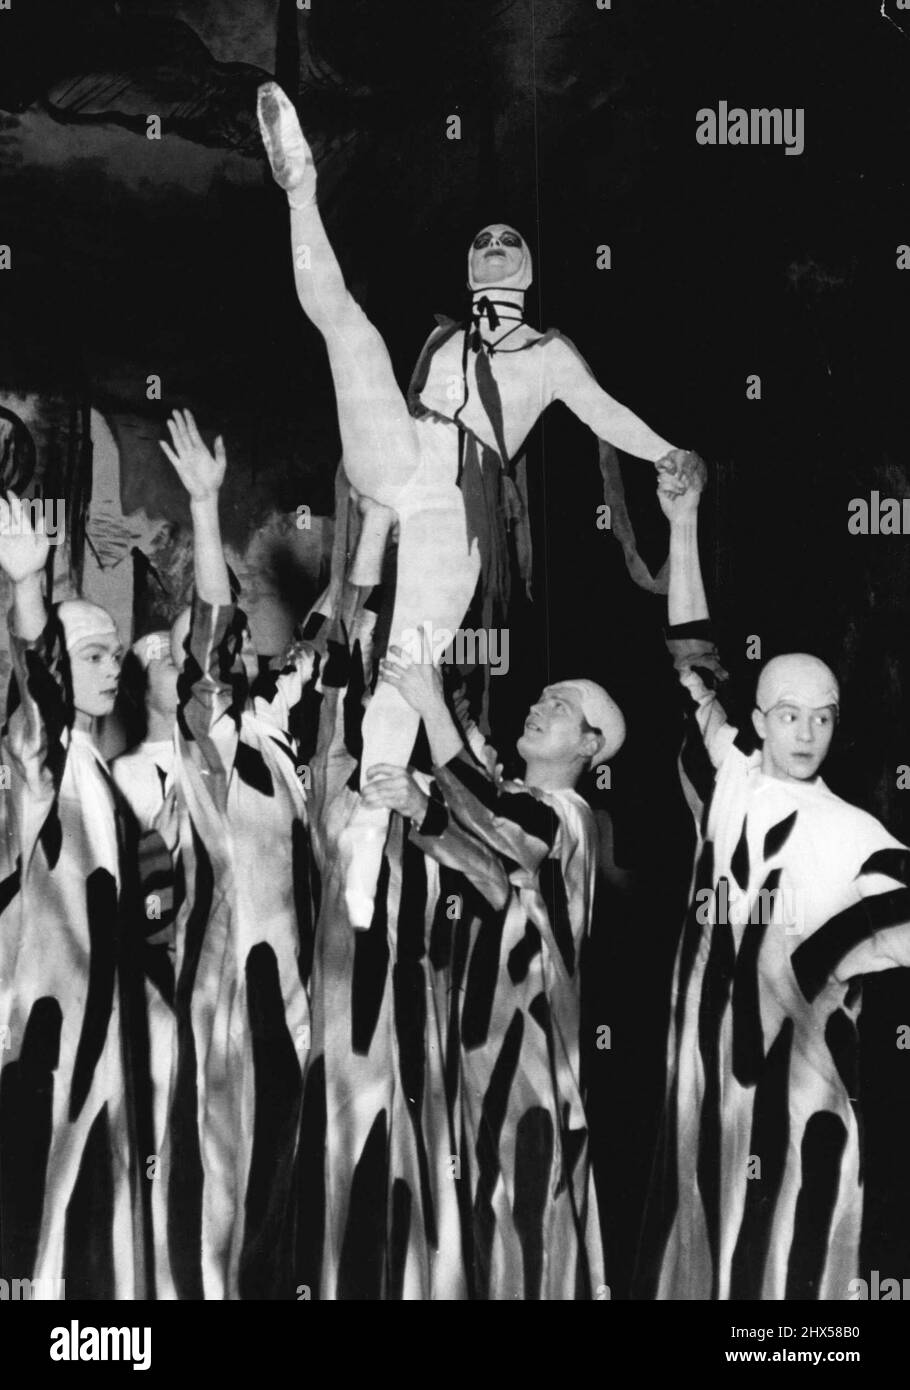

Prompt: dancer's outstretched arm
xmin=659 ymin=465 xmax=709 ymax=625
xmin=160 ymin=410 xmax=241 ymax=801
xmin=378 ymin=646 xmax=562 ymax=872
xmin=0 ymin=495 xmax=66 ymax=867
xmin=548 ymin=335 xmax=679 ymax=462
xmin=1 ymin=494 xmax=48 ymax=641
xmin=659 ymin=464 xmax=731 ymax=767
xmin=159 ymin=409 xmax=228 ymax=606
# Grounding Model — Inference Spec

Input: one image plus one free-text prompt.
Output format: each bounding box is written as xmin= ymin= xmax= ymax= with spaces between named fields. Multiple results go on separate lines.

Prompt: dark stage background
xmin=1 ymin=0 xmax=909 ymax=1297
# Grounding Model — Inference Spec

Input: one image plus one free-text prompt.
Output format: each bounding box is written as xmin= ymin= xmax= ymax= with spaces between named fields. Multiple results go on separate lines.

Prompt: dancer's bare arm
xmin=159 ymin=410 xmax=229 ymax=606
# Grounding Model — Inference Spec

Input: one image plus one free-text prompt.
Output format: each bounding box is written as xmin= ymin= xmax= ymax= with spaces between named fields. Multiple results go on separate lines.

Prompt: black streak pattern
xmin=473 ymin=1010 xmax=524 ymax=1298
xmin=763 ymin=811 xmax=798 ymax=861
xmin=785 ymin=1111 xmax=848 ymax=1300
xmin=388 ymin=1178 xmax=412 ymax=1301
xmin=461 ymin=898 xmax=507 ymax=1050
xmin=167 ymin=824 xmax=212 ymax=1301
xmin=295 ymin=1054 xmax=326 ymax=1300
xmin=337 ymin=1109 xmax=388 ymax=1300
xmin=239 ymin=943 xmax=303 ymax=1300
xmin=0 ymin=857 xmax=21 ymax=915
xmin=234 ymin=742 xmax=274 ymax=797
xmin=792 ymin=889 xmax=910 ymax=1003
xmin=539 ymin=857 xmax=575 ymax=974
xmin=513 ymin=1107 xmax=553 ymax=1300
xmin=69 ymin=868 xmax=118 ymax=1122
xmin=62 ymin=1104 xmax=115 ymax=1300
xmin=696 ymin=907 xmax=736 ymax=1298
xmin=393 ymin=958 xmax=438 ymax=1249
xmin=731 ymin=869 xmax=780 ymax=1087
xmin=729 ymin=1019 xmax=794 ymax=1299
xmin=674 ymin=840 xmax=714 ymax=1041
xmin=291 ymin=819 xmax=315 ymax=989
xmin=351 ymin=854 xmax=391 ymax=1056
xmin=730 ymin=818 xmax=750 ymax=892
xmin=507 ymin=921 xmax=541 ymax=984
xmin=0 ymin=996 xmax=61 ymax=1278
xmin=38 ymin=799 xmax=63 ymax=871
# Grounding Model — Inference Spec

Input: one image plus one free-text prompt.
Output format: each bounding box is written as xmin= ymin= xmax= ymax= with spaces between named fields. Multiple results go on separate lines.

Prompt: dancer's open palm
xmin=159 ymin=409 xmax=226 ymax=501
xmin=0 ymin=492 xmax=50 ymax=582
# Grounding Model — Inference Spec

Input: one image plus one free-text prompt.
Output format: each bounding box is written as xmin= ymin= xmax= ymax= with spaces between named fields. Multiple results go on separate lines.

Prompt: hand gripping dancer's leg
xmin=257 ymin=84 xmax=479 ymax=927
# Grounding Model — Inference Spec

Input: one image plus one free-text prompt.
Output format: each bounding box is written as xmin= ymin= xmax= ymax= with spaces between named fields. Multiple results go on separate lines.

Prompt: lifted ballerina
xmin=256 ymin=79 xmax=698 ymax=929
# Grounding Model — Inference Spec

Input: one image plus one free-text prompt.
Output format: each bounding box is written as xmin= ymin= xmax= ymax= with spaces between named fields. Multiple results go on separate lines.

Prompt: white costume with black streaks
xmin=412 ymin=743 xmax=605 ymax=1299
xmin=112 ymin=735 xmax=179 ymax=1299
xmin=164 ymin=596 xmax=315 ymax=1300
xmin=0 ymin=613 xmax=149 ymax=1297
xmin=640 ymin=625 xmax=910 ymax=1301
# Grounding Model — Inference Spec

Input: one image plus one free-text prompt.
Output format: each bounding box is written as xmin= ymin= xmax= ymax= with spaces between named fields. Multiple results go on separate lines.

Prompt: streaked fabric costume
xmin=112 ymin=728 xmax=179 ymax=1299
xmin=296 ymin=475 xmax=602 ymax=1298
xmin=638 ymin=622 xmax=910 ymax=1300
xmin=163 ymin=594 xmax=316 ymax=1300
xmin=0 ymin=606 xmax=152 ymax=1297
xmin=414 ymin=733 xmax=605 ymax=1299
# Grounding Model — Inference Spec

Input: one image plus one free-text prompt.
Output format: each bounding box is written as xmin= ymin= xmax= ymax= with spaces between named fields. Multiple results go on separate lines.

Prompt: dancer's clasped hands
xmin=361 ymin=763 xmax=429 ymax=821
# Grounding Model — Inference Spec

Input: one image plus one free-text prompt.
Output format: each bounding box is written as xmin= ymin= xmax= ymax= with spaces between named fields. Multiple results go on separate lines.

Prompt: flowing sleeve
xmin=4 ymin=607 xmax=71 ymax=871
xmin=833 ymin=844 xmax=910 ymax=982
xmin=430 ymin=748 xmax=559 ymax=874
xmin=251 ymin=640 xmax=317 ymax=738
xmin=408 ymin=781 xmax=511 ymax=910
xmin=546 ymin=333 xmax=676 ymax=463
xmin=664 ymin=618 xmax=738 ymax=826
xmin=176 ymin=592 xmax=243 ymax=811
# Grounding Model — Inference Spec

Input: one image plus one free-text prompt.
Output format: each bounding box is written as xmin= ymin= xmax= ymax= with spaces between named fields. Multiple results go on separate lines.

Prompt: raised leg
xmin=257 ymin=83 xmax=419 ymax=504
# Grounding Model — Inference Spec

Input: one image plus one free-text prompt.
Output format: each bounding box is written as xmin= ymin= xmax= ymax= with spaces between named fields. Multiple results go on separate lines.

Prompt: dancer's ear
xmin=752 ymin=707 xmax=768 ymax=742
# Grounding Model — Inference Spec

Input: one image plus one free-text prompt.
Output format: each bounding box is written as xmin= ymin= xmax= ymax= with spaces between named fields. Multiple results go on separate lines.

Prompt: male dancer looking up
xmin=364 ymin=644 xmax=625 ymax=1298
xmin=639 ymin=460 xmax=910 ymax=1301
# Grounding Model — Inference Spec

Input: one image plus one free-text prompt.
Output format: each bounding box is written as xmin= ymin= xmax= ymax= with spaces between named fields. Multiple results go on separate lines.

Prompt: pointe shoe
xmin=338 ymin=813 xmax=389 ymax=930
xmin=256 ymin=81 xmax=317 ymax=207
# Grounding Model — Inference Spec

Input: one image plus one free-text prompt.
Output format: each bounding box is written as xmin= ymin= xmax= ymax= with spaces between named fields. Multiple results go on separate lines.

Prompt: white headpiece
xmin=549 ymin=678 xmax=626 ymax=767
xmin=56 ymin=599 xmax=117 ymax=654
xmin=756 ymin=654 xmax=839 ymax=712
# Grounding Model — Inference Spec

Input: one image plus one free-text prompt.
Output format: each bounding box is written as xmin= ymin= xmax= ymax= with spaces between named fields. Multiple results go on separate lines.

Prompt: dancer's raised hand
xmin=656 ymin=449 xmax=706 ymax=521
xmin=0 ymin=492 xmax=50 ymax=583
xmin=159 ymin=410 xmax=226 ymax=503
xmin=379 ymin=631 xmax=445 ymax=718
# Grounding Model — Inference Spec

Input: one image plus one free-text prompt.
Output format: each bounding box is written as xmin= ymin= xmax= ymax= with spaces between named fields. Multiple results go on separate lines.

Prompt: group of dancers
xmin=0 ymin=82 xmax=907 ymax=1300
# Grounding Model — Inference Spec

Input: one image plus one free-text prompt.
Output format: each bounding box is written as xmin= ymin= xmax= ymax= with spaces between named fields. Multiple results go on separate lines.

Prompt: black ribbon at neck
xmin=470 ymin=295 xmax=500 ymax=352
